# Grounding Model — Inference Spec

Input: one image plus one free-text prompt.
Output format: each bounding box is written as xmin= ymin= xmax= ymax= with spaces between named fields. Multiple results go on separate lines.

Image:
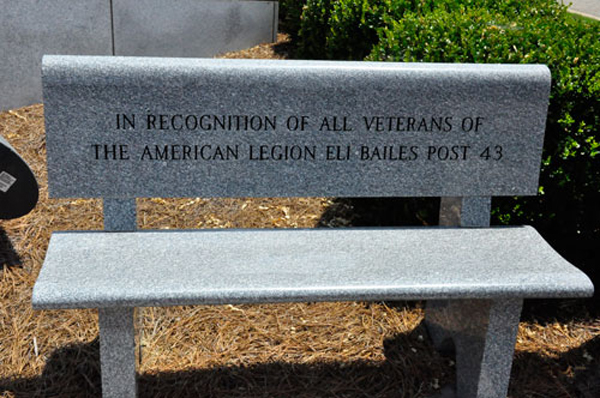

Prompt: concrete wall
xmin=113 ymin=0 xmax=277 ymax=57
xmin=560 ymin=0 xmax=600 ymax=20
xmin=0 ymin=0 xmax=278 ymax=112
xmin=0 ymin=0 xmax=113 ymax=111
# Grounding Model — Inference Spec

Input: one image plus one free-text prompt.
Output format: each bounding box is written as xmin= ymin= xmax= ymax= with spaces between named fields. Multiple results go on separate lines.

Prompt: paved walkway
xmin=561 ymin=0 xmax=600 ymax=20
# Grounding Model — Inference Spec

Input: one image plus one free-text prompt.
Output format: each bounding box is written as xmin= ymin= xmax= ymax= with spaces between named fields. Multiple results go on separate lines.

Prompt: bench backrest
xmin=42 ymin=56 xmax=551 ymax=229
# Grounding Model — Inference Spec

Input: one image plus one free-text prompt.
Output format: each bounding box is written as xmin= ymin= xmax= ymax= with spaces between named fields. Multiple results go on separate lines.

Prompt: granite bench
xmin=32 ymin=56 xmax=594 ymax=398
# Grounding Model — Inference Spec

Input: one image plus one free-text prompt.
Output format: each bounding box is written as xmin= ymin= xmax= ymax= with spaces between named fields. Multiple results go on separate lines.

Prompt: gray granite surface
xmin=0 ymin=0 xmax=112 ymax=111
xmin=426 ymin=299 xmax=523 ymax=398
xmin=104 ymin=199 xmax=137 ymax=231
xmin=562 ymin=0 xmax=600 ymax=19
xmin=43 ymin=57 xmax=551 ymax=198
xmin=113 ymin=0 xmax=278 ymax=57
xmin=99 ymin=308 xmax=137 ymax=398
xmin=439 ymin=197 xmax=491 ymax=227
xmin=32 ymin=226 xmax=593 ymax=309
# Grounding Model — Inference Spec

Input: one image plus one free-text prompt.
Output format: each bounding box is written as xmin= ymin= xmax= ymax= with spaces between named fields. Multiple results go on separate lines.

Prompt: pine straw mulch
xmin=1 ymin=34 xmax=600 ymax=397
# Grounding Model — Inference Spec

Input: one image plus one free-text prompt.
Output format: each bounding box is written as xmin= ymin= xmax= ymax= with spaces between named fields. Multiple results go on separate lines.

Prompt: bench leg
xmin=99 ymin=307 xmax=137 ymax=398
xmin=425 ymin=299 xmax=523 ymax=398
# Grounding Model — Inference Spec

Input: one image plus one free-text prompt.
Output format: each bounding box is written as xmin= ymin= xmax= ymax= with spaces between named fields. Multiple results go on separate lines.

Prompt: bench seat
xmin=32 ymin=226 xmax=593 ymax=310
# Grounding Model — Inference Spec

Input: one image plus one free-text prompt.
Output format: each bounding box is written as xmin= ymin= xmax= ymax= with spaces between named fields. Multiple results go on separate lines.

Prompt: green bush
xmin=296 ymin=0 xmax=334 ymax=58
xmin=325 ymin=0 xmax=413 ymax=60
xmin=296 ymin=0 xmax=569 ymax=60
xmin=279 ymin=0 xmax=307 ymax=42
xmin=298 ymin=0 xmax=418 ymax=59
xmin=366 ymin=7 xmax=600 ymax=234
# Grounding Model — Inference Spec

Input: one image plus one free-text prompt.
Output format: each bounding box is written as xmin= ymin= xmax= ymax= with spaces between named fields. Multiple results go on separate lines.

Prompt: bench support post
xmin=104 ymin=198 xmax=137 ymax=231
xmin=425 ymin=299 xmax=522 ymax=398
xmin=99 ymin=307 xmax=137 ymax=398
xmin=427 ymin=196 xmax=524 ymax=396
xmin=439 ymin=196 xmax=491 ymax=228
xmin=100 ymin=199 xmax=138 ymax=397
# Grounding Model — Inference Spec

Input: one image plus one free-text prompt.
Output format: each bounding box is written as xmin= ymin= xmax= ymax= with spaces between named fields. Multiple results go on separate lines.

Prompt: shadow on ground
xmin=0 ymin=324 xmax=443 ymax=398
xmin=0 ymin=227 xmax=21 ymax=270
xmin=2 ymin=320 xmax=599 ymax=397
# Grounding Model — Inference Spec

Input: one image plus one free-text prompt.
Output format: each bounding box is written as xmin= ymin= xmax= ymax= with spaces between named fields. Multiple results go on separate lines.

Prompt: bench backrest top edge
xmin=42 ymin=56 xmax=551 ymax=199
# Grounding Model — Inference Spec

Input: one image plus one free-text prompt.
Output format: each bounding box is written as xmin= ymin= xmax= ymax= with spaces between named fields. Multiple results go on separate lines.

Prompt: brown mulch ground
xmin=1 ymin=34 xmax=600 ymax=397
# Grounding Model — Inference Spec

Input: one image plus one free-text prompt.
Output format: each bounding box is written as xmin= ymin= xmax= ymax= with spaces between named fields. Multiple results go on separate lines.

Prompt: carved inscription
xmin=43 ymin=57 xmax=550 ymax=197
xmin=92 ymin=113 xmax=502 ymax=163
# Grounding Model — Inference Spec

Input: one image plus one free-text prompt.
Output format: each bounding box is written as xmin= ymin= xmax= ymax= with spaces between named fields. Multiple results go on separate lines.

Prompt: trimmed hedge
xmin=367 ymin=7 xmax=600 ymax=234
xmin=297 ymin=0 xmax=412 ymax=59
xmin=295 ymin=0 xmax=570 ymax=60
xmin=297 ymin=0 xmax=334 ymax=58
xmin=325 ymin=0 xmax=413 ymax=60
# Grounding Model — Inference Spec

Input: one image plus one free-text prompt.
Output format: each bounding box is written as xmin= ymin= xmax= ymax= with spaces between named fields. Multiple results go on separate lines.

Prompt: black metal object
xmin=0 ymin=134 xmax=38 ymax=219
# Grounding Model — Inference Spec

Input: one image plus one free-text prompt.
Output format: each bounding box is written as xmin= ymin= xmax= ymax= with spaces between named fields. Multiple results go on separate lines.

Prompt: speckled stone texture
xmin=425 ymin=299 xmax=523 ymax=398
xmin=42 ymin=57 xmax=551 ymax=199
xmin=429 ymin=196 xmax=510 ymax=397
xmin=31 ymin=226 xmax=594 ymax=310
xmin=113 ymin=0 xmax=278 ymax=57
xmin=439 ymin=197 xmax=491 ymax=227
xmin=104 ymin=199 xmax=136 ymax=231
xmin=99 ymin=308 xmax=137 ymax=398
xmin=0 ymin=1 xmax=112 ymax=111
